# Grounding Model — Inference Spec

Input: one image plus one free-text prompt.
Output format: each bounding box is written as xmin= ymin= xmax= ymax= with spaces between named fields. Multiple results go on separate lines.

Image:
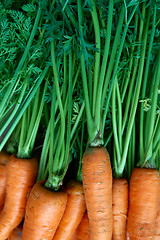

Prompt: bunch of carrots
xmin=0 ymin=0 xmax=160 ymax=239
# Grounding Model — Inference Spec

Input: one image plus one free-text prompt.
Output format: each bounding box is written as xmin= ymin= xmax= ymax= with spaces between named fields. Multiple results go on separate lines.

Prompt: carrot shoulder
xmin=126 ymin=168 xmax=160 ymax=240
xmin=112 ymin=178 xmax=128 ymax=240
xmin=53 ymin=179 xmax=86 ymax=240
xmin=22 ymin=180 xmax=68 ymax=240
xmin=0 ymin=154 xmax=38 ymax=240
xmin=82 ymin=146 xmax=112 ymax=240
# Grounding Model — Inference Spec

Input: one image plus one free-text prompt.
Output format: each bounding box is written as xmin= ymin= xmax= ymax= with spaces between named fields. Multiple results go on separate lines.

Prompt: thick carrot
xmin=82 ymin=146 xmax=112 ymax=240
xmin=22 ymin=180 xmax=68 ymax=240
xmin=154 ymin=179 xmax=160 ymax=239
xmin=8 ymin=223 xmax=23 ymax=240
xmin=112 ymin=178 xmax=128 ymax=240
xmin=76 ymin=211 xmax=90 ymax=240
xmin=0 ymin=151 xmax=9 ymax=212
xmin=0 ymin=154 xmax=38 ymax=240
xmin=126 ymin=168 xmax=160 ymax=240
xmin=53 ymin=179 xmax=86 ymax=240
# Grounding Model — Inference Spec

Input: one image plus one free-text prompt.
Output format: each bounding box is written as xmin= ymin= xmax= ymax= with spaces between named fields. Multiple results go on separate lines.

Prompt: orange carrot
xmin=22 ymin=180 xmax=68 ymax=240
xmin=0 ymin=154 xmax=38 ymax=239
xmin=53 ymin=180 xmax=86 ymax=240
xmin=82 ymin=146 xmax=112 ymax=240
xmin=8 ymin=223 xmax=23 ymax=240
xmin=154 ymin=178 xmax=160 ymax=239
xmin=126 ymin=168 xmax=160 ymax=240
xmin=76 ymin=211 xmax=90 ymax=240
xmin=70 ymin=231 xmax=78 ymax=240
xmin=112 ymin=178 xmax=128 ymax=240
xmin=0 ymin=151 xmax=9 ymax=212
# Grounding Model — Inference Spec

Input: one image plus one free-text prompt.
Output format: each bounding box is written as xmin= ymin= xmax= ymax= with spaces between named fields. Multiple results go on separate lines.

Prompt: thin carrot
xmin=112 ymin=178 xmax=128 ymax=240
xmin=154 ymin=179 xmax=160 ymax=239
xmin=126 ymin=168 xmax=160 ymax=240
xmin=0 ymin=151 xmax=9 ymax=212
xmin=0 ymin=154 xmax=38 ymax=240
xmin=22 ymin=180 xmax=68 ymax=240
xmin=53 ymin=179 xmax=86 ymax=240
xmin=8 ymin=223 xmax=23 ymax=240
xmin=76 ymin=211 xmax=90 ymax=240
xmin=82 ymin=146 xmax=112 ymax=240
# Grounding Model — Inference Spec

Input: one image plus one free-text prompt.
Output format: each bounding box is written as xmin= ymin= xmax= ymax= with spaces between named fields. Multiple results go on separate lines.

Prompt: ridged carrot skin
xmin=0 ymin=154 xmax=38 ymax=240
xmin=126 ymin=168 xmax=160 ymax=240
xmin=8 ymin=224 xmax=23 ymax=240
xmin=53 ymin=180 xmax=86 ymax=240
xmin=82 ymin=146 xmax=112 ymax=240
xmin=22 ymin=180 xmax=68 ymax=240
xmin=0 ymin=151 xmax=9 ymax=212
xmin=154 ymin=179 xmax=160 ymax=239
xmin=112 ymin=178 xmax=128 ymax=240
xmin=76 ymin=212 xmax=90 ymax=240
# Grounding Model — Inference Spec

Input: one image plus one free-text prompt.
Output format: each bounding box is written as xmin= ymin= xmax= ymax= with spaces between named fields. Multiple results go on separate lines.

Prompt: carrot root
xmin=0 ymin=155 xmax=38 ymax=240
xmin=22 ymin=180 xmax=68 ymax=240
xmin=126 ymin=168 xmax=160 ymax=240
xmin=82 ymin=146 xmax=112 ymax=240
xmin=112 ymin=178 xmax=128 ymax=240
xmin=53 ymin=180 xmax=86 ymax=240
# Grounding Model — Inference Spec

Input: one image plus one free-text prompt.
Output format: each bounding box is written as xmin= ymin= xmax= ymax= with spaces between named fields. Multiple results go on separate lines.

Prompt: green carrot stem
xmin=77 ymin=0 xmax=98 ymax=145
xmin=37 ymin=120 xmax=50 ymax=181
xmin=51 ymin=40 xmax=65 ymax=161
xmin=139 ymin=6 xmax=156 ymax=161
xmin=102 ymin=4 xmax=138 ymax=137
xmin=101 ymin=4 xmax=125 ymax=106
xmin=0 ymin=81 xmax=28 ymax=137
xmin=118 ymin=5 xmax=150 ymax=175
xmin=89 ymin=0 xmax=101 ymax=122
xmin=0 ymin=3 xmax=42 ymax=116
xmin=95 ymin=0 xmax=114 ymax=134
xmin=0 ymin=66 xmax=49 ymax=151
xmin=112 ymin=79 xmax=121 ymax=167
xmin=17 ymin=110 xmax=27 ymax=158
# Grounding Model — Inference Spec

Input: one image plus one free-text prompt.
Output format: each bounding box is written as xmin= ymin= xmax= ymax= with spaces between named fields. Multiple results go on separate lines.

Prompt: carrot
xmin=0 ymin=154 xmax=38 ymax=240
xmin=82 ymin=146 xmax=112 ymax=240
xmin=76 ymin=211 xmax=90 ymax=240
xmin=53 ymin=179 xmax=86 ymax=240
xmin=112 ymin=178 xmax=128 ymax=240
xmin=0 ymin=151 xmax=9 ymax=212
xmin=154 ymin=179 xmax=160 ymax=239
xmin=8 ymin=223 xmax=23 ymax=240
xmin=126 ymin=168 xmax=160 ymax=240
xmin=22 ymin=180 xmax=68 ymax=240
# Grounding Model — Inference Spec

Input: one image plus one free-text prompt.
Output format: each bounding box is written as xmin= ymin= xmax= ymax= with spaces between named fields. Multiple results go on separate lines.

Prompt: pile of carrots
xmin=0 ymin=0 xmax=160 ymax=239
xmin=0 ymin=146 xmax=160 ymax=239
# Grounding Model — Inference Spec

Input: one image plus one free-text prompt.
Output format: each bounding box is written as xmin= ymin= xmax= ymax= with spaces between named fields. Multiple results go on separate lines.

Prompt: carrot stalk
xmin=22 ymin=180 xmax=67 ymax=240
xmin=0 ymin=155 xmax=38 ymax=239
xmin=82 ymin=146 xmax=112 ymax=240
xmin=126 ymin=168 xmax=160 ymax=239
xmin=53 ymin=180 xmax=86 ymax=240
xmin=112 ymin=178 xmax=128 ymax=240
